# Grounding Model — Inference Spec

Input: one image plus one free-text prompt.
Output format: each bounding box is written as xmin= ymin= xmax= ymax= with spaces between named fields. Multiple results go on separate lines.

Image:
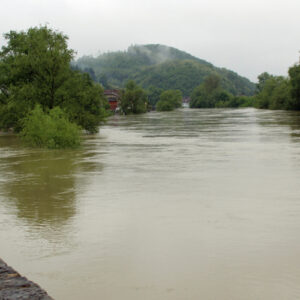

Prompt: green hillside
xmin=74 ymin=44 xmax=255 ymax=96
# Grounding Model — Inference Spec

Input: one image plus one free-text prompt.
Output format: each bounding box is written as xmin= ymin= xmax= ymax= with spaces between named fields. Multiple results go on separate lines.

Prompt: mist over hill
xmin=74 ymin=44 xmax=255 ymax=96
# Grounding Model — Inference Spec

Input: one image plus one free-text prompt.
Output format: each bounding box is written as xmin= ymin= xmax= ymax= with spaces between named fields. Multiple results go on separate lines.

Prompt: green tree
xmin=56 ymin=72 xmax=108 ymax=133
xmin=0 ymin=26 xmax=108 ymax=133
xmin=156 ymin=89 xmax=182 ymax=111
xmin=189 ymin=74 xmax=248 ymax=109
xmin=288 ymin=64 xmax=300 ymax=110
xmin=156 ymin=100 xmax=173 ymax=111
xmin=255 ymin=76 xmax=291 ymax=110
xmin=20 ymin=105 xmax=81 ymax=148
xmin=146 ymin=86 xmax=164 ymax=109
xmin=214 ymin=91 xmax=234 ymax=107
xmin=203 ymin=74 xmax=221 ymax=93
xmin=120 ymin=80 xmax=148 ymax=114
xmin=190 ymin=74 xmax=222 ymax=108
xmin=190 ymin=84 xmax=209 ymax=108
xmin=256 ymin=72 xmax=273 ymax=93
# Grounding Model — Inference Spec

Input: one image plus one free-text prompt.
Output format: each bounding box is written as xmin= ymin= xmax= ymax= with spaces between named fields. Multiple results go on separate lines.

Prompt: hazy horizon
xmin=1 ymin=0 xmax=300 ymax=82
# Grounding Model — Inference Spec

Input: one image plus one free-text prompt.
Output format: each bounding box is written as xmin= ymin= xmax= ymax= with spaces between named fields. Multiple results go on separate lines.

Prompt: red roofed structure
xmin=104 ymin=89 xmax=121 ymax=111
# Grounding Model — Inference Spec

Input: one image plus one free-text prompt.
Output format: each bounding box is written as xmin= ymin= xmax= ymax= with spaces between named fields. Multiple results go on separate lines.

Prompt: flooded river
xmin=1 ymin=108 xmax=300 ymax=299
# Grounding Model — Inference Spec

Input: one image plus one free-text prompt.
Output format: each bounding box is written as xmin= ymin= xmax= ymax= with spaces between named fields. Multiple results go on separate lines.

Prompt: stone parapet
xmin=0 ymin=258 xmax=53 ymax=300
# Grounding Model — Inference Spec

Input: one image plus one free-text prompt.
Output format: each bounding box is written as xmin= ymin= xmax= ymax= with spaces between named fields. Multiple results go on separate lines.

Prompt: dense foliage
xmin=146 ymin=86 xmax=164 ymax=109
xmin=189 ymin=74 xmax=254 ymax=108
xmin=0 ymin=26 xmax=108 ymax=134
xmin=74 ymin=44 xmax=255 ymax=97
xmin=135 ymin=60 xmax=255 ymax=97
xmin=288 ymin=65 xmax=300 ymax=110
xmin=120 ymin=80 xmax=148 ymax=114
xmin=190 ymin=61 xmax=300 ymax=111
xmin=254 ymin=65 xmax=300 ymax=110
xmin=255 ymin=74 xmax=291 ymax=109
xmin=156 ymin=90 xmax=182 ymax=111
xmin=20 ymin=105 xmax=81 ymax=148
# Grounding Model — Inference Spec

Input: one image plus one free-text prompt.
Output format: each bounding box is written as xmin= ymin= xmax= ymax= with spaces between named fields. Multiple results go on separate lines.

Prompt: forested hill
xmin=74 ymin=44 xmax=255 ymax=96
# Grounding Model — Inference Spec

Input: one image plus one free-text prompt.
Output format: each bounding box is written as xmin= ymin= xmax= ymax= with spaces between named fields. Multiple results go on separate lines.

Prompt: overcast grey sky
xmin=1 ymin=0 xmax=300 ymax=81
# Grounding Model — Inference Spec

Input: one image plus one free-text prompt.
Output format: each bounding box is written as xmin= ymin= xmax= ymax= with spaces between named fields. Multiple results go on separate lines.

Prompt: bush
xmin=20 ymin=105 xmax=81 ymax=148
xmin=156 ymin=100 xmax=174 ymax=111
xmin=156 ymin=89 xmax=182 ymax=111
xmin=120 ymin=80 xmax=148 ymax=114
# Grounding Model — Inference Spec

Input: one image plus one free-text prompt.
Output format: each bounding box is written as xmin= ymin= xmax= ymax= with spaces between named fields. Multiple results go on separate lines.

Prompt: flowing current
xmin=1 ymin=108 xmax=300 ymax=299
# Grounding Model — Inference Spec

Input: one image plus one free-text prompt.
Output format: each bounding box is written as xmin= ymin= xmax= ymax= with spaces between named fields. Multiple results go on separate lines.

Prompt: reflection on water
xmin=1 ymin=108 xmax=300 ymax=300
xmin=3 ymin=150 xmax=78 ymax=226
xmin=0 ymin=136 xmax=103 ymax=232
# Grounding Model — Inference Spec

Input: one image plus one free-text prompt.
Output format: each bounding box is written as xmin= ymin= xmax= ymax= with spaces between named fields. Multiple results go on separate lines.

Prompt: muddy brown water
xmin=1 ymin=108 xmax=300 ymax=299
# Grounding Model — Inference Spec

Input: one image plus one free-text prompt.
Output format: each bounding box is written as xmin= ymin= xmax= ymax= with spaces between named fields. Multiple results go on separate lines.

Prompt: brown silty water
xmin=1 ymin=108 xmax=300 ymax=299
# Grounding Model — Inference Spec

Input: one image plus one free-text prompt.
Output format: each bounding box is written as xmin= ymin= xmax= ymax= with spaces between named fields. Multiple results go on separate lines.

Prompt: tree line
xmin=254 ymin=68 xmax=300 ymax=110
xmin=189 ymin=64 xmax=300 ymax=110
xmin=119 ymin=81 xmax=183 ymax=113
xmin=189 ymin=74 xmax=255 ymax=109
xmin=1 ymin=25 xmax=300 ymax=149
xmin=0 ymin=26 xmax=183 ymax=148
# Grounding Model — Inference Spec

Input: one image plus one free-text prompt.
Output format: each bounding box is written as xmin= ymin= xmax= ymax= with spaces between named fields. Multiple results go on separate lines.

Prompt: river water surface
xmin=1 ymin=108 xmax=300 ymax=299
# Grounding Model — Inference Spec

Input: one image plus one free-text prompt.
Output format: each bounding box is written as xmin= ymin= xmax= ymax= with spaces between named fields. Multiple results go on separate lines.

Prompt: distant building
xmin=182 ymin=97 xmax=190 ymax=108
xmin=104 ymin=89 xmax=121 ymax=111
xmin=182 ymin=97 xmax=190 ymax=103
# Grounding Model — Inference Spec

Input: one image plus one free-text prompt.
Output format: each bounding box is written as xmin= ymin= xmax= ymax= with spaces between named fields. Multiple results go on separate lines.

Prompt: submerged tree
xmin=20 ymin=105 xmax=81 ymax=149
xmin=120 ymin=80 xmax=148 ymax=114
xmin=156 ymin=89 xmax=182 ymax=111
xmin=190 ymin=74 xmax=226 ymax=108
xmin=188 ymin=73 xmax=254 ymax=108
xmin=0 ymin=26 xmax=108 ymax=133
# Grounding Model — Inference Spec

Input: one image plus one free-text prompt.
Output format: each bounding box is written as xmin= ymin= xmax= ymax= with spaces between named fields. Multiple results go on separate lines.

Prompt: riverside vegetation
xmin=75 ymin=43 xmax=300 ymax=111
xmin=74 ymin=44 xmax=255 ymax=109
xmin=1 ymin=25 xmax=300 ymax=148
xmin=189 ymin=66 xmax=300 ymax=110
xmin=0 ymin=26 xmax=109 ymax=148
xmin=156 ymin=90 xmax=182 ymax=111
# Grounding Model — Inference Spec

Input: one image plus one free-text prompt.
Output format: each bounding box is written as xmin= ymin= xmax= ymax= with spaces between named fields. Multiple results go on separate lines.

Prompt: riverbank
xmin=0 ymin=258 xmax=53 ymax=300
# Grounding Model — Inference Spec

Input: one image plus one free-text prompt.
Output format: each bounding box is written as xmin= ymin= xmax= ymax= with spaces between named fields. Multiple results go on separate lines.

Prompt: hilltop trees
xmin=74 ymin=44 xmax=256 ymax=97
xmin=0 ymin=26 xmax=108 ymax=136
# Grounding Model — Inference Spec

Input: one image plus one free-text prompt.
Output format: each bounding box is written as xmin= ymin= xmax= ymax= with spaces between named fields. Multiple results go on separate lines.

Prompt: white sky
xmin=1 ymin=0 xmax=300 ymax=81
